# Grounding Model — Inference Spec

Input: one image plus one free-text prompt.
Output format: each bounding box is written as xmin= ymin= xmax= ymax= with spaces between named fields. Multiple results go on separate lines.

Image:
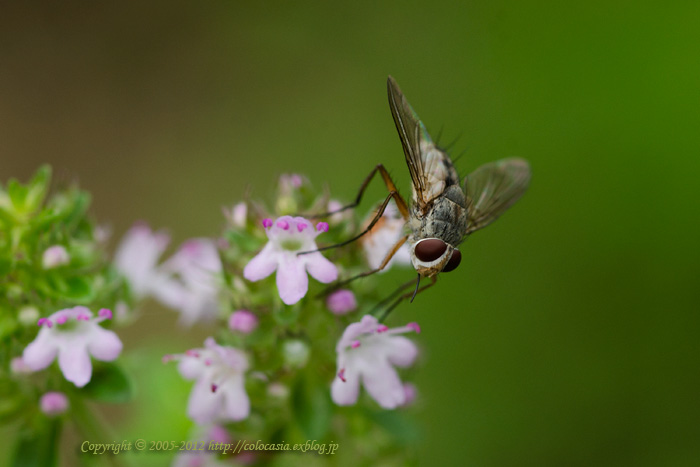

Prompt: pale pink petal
xmin=384 ymin=336 xmax=419 ymax=368
xmin=86 ymin=327 xmax=123 ymax=361
xmin=187 ymin=378 xmax=221 ymax=425
xmin=177 ymin=356 xmax=206 ymax=380
xmin=243 ymin=243 xmax=278 ymax=282
xmin=151 ymin=278 xmax=187 ymax=309
xmin=220 ymin=375 xmax=250 ymax=421
xmin=276 ymin=256 xmax=308 ymax=305
xmin=336 ymin=315 xmax=379 ymax=350
xmin=22 ymin=334 xmax=58 ymax=371
xmin=331 ymin=366 xmax=361 ymax=406
xmin=305 ymin=253 xmax=338 ymax=283
xmin=360 ymin=360 xmax=406 ymax=409
xmin=57 ymin=344 xmax=93 ymax=387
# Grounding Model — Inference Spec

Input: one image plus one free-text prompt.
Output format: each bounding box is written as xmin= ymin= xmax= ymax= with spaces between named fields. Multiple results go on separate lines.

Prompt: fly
xmin=300 ymin=76 xmax=531 ymax=314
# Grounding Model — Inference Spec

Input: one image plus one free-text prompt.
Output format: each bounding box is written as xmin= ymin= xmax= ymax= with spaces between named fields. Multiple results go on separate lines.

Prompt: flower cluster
xmin=3 ymin=168 xmax=422 ymax=467
xmin=155 ymin=174 xmax=421 ymax=466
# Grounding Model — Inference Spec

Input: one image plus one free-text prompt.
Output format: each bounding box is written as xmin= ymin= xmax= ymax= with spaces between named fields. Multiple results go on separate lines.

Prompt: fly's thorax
xmin=407 ymin=236 xmax=462 ymax=277
xmin=410 ymin=194 xmax=468 ymax=247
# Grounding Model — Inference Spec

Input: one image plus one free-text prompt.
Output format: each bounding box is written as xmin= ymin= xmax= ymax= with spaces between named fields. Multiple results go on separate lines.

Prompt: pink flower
xmin=114 ymin=223 xmax=170 ymax=298
xmin=331 ymin=315 xmax=420 ymax=409
xmin=40 ymin=391 xmax=69 ymax=416
xmin=22 ymin=307 xmax=122 ymax=387
xmin=42 ymin=245 xmax=69 ymax=269
xmin=228 ymin=310 xmax=258 ymax=334
xmin=167 ymin=338 xmax=250 ymax=424
xmin=154 ymin=239 xmax=223 ymax=326
xmin=326 ymin=289 xmax=357 ymax=315
xmin=361 ymin=201 xmax=411 ymax=271
xmin=243 ymin=216 xmax=338 ymax=305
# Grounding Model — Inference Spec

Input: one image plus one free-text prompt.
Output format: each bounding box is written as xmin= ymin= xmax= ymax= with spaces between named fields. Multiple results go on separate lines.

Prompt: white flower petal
xmin=87 ymin=327 xmax=123 ymax=361
xmin=58 ymin=344 xmax=93 ymax=387
xmin=187 ymin=378 xmax=221 ymax=425
xmin=276 ymin=255 xmax=308 ymax=305
xmin=243 ymin=242 xmax=278 ymax=282
xmin=177 ymin=355 xmax=207 ymax=380
xmin=22 ymin=331 xmax=58 ymax=371
xmin=305 ymin=252 xmax=338 ymax=283
xmin=384 ymin=336 xmax=418 ymax=368
xmin=331 ymin=366 xmax=361 ymax=406
xmin=221 ymin=375 xmax=250 ymax=421
xmin=360 ymin=359 xmax=406 ymax=409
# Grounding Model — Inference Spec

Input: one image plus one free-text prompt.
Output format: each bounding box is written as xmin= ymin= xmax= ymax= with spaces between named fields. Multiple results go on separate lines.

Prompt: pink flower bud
xmin=40 ymin=392 xmax=69 ymax=416
xmin=228 ymin=310 xmax=258 ymax=334
xmin=326 ymin=289 xmax=357 ymax=315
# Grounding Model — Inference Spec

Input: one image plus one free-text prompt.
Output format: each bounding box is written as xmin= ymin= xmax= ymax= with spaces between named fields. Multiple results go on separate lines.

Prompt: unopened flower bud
xmin=18 ymin=306 xmax=40 ymax=326
xmin=282 ymin=339 xmax=310 ymax=368
xmin=228 ymin=310 xmax=258 ymax=334
xmin=40 ymin=392 xmax=69 ymax=416
xmin=326 ymin=289 xmax=357 ymax=315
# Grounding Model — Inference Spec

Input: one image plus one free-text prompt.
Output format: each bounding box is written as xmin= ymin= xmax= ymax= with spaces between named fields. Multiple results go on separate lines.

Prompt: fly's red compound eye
xmin=414 ymin=238 xmax=448 ymax=262
xmin=442 ymin=249 xmax=461 ymax=272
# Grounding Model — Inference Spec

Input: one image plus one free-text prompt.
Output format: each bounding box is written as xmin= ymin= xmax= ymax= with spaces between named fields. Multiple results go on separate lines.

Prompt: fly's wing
xmin=464 ymin=158 xmax=531 ymax=235
xmin=387 ymin=76 xmax=459 ymax=213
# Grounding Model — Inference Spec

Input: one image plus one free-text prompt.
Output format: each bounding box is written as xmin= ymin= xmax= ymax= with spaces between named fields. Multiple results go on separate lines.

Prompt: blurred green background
xmin=2 ymin=1 xmax=699 ymax=466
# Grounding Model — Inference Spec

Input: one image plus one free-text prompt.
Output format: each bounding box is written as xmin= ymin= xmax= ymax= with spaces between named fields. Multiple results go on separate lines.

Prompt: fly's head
xmin=409 ymin=238 xmax=462 ymax=277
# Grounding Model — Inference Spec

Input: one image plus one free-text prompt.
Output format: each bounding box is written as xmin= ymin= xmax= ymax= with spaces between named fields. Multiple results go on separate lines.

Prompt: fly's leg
xmin=378 ymin=276 xmax=437 ymax=322
xmin=315 ymin=234 xmax=409 ymax=296
xmin=369 ymin=277 xmax=419 ymax=315
xmin=299 ymin=190 xmax=407 ymax=255
xmin=303 ymin=164 xmax=409 ymax=219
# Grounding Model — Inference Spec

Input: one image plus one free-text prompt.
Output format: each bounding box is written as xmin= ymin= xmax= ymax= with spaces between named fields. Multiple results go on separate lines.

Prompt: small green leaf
xmin=7 ymin=179 xmax=28 ymax=212
xmin=25 ymin=165 xmax=51 ymax=212
xmin=12 ymin=418 xmax=61 ymax=467
xmin=80 ymin=362 xmax=134 ymax=403
xmin=63 ymin=276 xmax=95 ymax=302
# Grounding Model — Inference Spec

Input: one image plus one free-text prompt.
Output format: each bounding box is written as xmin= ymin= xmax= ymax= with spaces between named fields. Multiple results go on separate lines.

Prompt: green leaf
xmin=80 ymin=362 xmax=134 ymax=403
xmin=63 ymin=276 xmax=95 ymax=302
xmin=12 ymin=419 xmax=61 ymax=467
xmin=292 ymin=374 xmax=332 ymax=440
xmin=7 ymin=179 xmax=28 ymax=212
xmin=25 ymin=165 xmax=51 ymax=213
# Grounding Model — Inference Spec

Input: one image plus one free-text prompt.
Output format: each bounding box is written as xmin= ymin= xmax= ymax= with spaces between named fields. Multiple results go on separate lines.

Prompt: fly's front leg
xmin=316 ymin=234 xmax=409 ymax=296
xmin=303 ymin=164 xmax=409 ymax=219
xmin=369 ymin=277 xmax=419 ymax=315
xmin=298 ymin=190 xmax=407 ymax=255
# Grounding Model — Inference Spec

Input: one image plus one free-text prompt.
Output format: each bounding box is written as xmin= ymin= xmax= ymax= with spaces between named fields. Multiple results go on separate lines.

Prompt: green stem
xmin=70 ymin=396 xmax=126 ymax=467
